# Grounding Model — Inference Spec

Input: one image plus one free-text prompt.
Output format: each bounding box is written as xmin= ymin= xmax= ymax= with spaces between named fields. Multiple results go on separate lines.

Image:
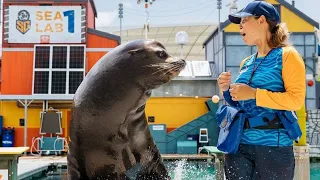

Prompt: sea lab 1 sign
xmin=8 ymin=6 xmax=83 ymax=43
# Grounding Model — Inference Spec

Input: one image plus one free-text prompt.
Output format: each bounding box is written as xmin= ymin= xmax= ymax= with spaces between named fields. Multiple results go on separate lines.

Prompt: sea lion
xmin=67 ymin=39 xmax=186 ymax=180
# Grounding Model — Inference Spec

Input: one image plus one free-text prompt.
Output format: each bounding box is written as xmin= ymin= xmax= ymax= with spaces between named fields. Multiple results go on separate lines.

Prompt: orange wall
xmin=1 ymin=34 xmax=118 ymax=94
xmin=1 ymin=51 xmax=112 ymax=94
xmin=85 ymin=33 xmax=119 ymax=72
xmin=87 ymin=0 xmax=95 ymax=29
xmin=87 ymin=33 xmax=119 ymax=48
xmin=1 ymin=51 xmax=34 ymax=94
xmin=86 ymin=52 xmax=107 ymax=72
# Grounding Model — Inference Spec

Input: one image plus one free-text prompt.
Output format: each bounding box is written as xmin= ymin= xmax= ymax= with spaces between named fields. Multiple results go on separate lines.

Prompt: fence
xmin=307 ymin=109 xmax=320 ymax=157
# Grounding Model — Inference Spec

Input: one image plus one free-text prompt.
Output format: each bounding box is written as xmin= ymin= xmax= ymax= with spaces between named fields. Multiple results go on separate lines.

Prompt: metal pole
xmin=217 ymin=0 xmax=222 ymax=72
xmin=218 ymin=9 xmax=220 ymax=48
xmin=120 ymin=18 xmax=122 ymax=41
xmin=24 ymin=99 xmax=27 ymax=154
xmin=180 ymin=45 xmax=183 ymax=59
xmin=145 ymin=10 xmax=149 ymax=39
xmin=217 ymin=0 xmax=222 ymax=51
xmin=19 ymin=99 xmax=33 ymax=155
xmin=118 ymin=3 xmax=123 ymax=43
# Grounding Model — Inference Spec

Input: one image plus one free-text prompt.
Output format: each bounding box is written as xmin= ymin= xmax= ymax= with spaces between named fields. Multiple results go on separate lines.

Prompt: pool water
xmin=35 ymin=160 xmax=215 ymax=180
xmin=33 ymin=161 xmax=320 ymax=180
xmin=165 ymin=159 xmax=215 ymax=180
xmin=311 ymin=162 xmax=320 ymax=180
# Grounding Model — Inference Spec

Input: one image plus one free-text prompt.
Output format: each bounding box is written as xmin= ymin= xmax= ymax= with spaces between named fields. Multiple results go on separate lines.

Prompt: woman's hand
xmin=218 ymin=71 xmax=231 ymax=91
xmin=229 ymin=83 xmax=257 ymax=101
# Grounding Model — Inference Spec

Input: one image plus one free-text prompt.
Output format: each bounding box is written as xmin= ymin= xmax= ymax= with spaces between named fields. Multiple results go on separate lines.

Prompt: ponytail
xmin=268 ymin=21 xmax=289 ymax=48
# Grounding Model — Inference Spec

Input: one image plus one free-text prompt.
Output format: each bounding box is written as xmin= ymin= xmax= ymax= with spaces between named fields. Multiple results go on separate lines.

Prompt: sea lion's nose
xmin=179 ymin=59 xmax=186 ymax=67
xmin=171 ymin=59 xmax=186 ymax=66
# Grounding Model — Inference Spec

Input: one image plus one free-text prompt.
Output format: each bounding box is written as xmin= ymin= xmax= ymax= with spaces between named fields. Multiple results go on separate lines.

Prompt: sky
xmin=93 ymin=0 xmax=320 ymax=33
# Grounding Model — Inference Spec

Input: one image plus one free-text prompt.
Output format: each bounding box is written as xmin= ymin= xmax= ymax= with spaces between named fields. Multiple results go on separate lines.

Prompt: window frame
xmin=32 ymin=44 xmax=86 ymax=95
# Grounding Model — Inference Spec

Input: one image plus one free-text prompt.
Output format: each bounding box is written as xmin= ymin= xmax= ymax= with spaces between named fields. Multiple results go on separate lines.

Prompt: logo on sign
xmin=16 ymin=10 xmax=31 ymax=34
xmin=40 ymin=35 xmax=50 ymax=43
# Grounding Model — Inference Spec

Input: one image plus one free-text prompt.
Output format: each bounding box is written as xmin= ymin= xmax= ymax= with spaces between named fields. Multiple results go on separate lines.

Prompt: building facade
xmin=0 ymin=0 xmax=120 ymax=149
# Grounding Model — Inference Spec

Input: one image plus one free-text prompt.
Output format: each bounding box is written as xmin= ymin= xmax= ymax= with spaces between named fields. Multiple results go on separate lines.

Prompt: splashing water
xmin=173 ymin=159 xmax=186 ymax=180
xmin=165 ymin=159 xmax=215 ymax=180
xmin=33 ymin=159 xmax=216 ymax=180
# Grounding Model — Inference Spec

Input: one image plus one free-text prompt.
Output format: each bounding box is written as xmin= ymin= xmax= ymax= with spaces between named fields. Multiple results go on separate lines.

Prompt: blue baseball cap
xmin=228 ymin=1 xmax=280 ymax=24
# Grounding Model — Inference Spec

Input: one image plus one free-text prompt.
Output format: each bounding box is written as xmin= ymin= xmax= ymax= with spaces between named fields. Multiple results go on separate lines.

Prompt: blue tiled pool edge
xmin=18 ymin=162 xmax=68 ymax=180
xmin=16 ymin=156 xmax=320 ymax=180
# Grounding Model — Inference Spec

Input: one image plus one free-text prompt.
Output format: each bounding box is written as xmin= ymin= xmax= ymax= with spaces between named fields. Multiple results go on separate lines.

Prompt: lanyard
xmin=247 ymin=48 xmax=274 ymax=85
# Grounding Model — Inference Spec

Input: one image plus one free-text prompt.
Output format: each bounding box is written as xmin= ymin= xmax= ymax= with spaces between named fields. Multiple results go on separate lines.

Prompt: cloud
xmin=122 ymin=2 xmax=133 ymax=9
xmin=115 ymin=0 xmax=134 ymax=9
xmin=95 ymin=10 xmax=118 ymax=27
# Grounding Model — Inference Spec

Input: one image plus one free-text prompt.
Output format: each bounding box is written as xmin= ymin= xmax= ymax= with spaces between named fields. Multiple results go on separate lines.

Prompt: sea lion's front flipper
xmin=134 ymin=144 xmax=170 ymax=180
xmin=67 ymin=151 xmax=89 ymax=180
xmin=120 ymin=173 xmax=133 ymax=180
xmin=128 ymin=114 xmax=170 ymax=179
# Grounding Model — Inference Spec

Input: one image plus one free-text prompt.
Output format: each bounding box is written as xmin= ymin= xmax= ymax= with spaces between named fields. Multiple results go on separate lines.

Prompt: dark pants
xmin=224 ymin=144 xmax=295 ymax=180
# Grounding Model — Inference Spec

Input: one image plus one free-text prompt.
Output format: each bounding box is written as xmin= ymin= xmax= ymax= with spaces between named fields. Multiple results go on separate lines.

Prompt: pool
xmin=26 ymin=160 xmax=215 ymax=180
xmin=311 ymin=162 xmax=320 ymax=180
xmin=23 ymin=161 xmax=320 ymax=180
xmin=165 ymin=159 xmax=215 ymax=180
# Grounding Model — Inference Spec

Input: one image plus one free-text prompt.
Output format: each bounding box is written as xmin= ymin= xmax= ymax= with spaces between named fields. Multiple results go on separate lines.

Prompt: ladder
xmin=199 ymin=128 xmax=209 ymax=143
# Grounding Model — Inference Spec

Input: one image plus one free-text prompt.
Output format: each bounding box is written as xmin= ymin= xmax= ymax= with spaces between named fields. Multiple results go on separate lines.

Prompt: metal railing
xmin=307 ymin=109 xmax=320 ymax=157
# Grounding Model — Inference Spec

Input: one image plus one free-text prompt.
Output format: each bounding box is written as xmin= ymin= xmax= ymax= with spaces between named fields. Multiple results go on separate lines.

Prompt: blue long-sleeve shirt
xmin=223 ymin=46 xmax=306 ymax=146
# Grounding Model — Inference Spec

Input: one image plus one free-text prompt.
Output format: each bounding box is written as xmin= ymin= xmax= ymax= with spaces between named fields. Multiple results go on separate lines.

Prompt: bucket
xmin=2 ymin=127 xmax=15 ymax=147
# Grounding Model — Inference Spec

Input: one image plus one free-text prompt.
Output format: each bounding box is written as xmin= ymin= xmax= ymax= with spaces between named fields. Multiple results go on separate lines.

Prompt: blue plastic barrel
xmin=2 ymin=127 xmax=14 ymax=147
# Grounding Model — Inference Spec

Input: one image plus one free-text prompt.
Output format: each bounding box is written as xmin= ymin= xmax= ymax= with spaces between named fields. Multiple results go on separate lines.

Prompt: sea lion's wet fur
xmin=67 ymin=39 xmax=186 ymax=180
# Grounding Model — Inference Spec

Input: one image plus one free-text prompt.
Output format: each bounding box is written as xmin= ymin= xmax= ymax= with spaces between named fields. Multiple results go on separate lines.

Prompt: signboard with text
xmin=7 ymin=6 xmax=83 ymax=43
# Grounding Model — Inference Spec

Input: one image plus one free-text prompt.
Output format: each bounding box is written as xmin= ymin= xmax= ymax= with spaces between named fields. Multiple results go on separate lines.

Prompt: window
xmin=206 ymin=38 xmax=214 ymax=62
xmin=225 ymin=34 xmax=246 ymax=46
xmin=226 ymin=46 xmax=251 ymax=66
xmin=33 ymin=45 xmax=86 ymax=95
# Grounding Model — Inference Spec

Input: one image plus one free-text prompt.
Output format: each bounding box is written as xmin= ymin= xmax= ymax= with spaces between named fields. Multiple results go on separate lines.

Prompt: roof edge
xmin=89 ymin=0 xmax=97 ymax=18
xmin=203 ymin=21 xmax=230 ymax=46
xmin=87 ymin=28 xmax=121 ymax=45
xmin=277 ymin=0 xmax=319 ymax=29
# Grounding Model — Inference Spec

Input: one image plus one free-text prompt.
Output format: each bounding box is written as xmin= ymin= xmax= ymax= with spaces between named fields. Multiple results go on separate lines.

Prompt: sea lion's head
xmin=123 ymin=39 xmax=186 ymax=89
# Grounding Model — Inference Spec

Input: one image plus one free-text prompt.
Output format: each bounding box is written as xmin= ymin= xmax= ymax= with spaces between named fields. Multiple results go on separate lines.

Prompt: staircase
xmin=165 ymin=99 xmax=219 ymax=154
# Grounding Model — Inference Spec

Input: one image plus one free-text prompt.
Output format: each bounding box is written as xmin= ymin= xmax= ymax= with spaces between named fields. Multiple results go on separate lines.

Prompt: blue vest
xmin=229 ymin=47 xmax=298 ymax=147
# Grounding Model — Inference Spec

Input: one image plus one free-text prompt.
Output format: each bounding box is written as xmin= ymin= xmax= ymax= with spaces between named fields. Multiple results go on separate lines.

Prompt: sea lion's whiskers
xmin=143 ymin=63 xmax=174 ymax=68
xmin=152 ymin=68 xmax=168 ymax=75
xmin=157 ymin=65 xmax=179 ymax=76
xmin=161 ymin=65 xmax=181 ymax=76
xmin=150 ymin=63 xmax=175 ymax=75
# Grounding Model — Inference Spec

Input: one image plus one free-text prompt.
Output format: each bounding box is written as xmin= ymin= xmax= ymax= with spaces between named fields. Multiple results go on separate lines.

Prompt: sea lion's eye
xmin=157 ymin=51 xmax=167 ymax=59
